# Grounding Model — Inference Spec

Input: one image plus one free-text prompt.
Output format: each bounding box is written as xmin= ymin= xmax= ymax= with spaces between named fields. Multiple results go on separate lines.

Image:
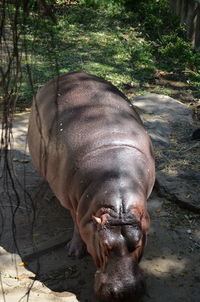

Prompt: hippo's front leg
xmin=66 ymin=213 xmax=87 ymax=258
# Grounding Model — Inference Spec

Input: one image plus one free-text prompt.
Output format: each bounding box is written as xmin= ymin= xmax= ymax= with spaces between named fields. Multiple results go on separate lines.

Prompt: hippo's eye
xmin=121 ymin=225 xmax=142 ymax=253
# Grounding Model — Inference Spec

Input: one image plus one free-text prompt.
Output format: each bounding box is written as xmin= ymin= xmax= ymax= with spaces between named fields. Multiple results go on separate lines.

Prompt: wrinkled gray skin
xmin=28 ymin=72 xmax=155 ymax=301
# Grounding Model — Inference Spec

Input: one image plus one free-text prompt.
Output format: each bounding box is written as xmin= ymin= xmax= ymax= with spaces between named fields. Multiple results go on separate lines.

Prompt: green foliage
xmin=136 ymin=0 xmax=181 ymax=38
xmin=78 ymin=0 xmax=124 ymax=10
xmin=157 ymin=35 xmax=199 ymax=70
xmin=5 ymin=0 xmax=199 ymax=106
xmin=18 ymin=5 xmax=138 ymax=103
xmin=132 ymin=0 xmax=200 ymax=74
xmin=78 ymin=0 xmax=137 ymax=9
xmin=131 ymin=42 xmax=156 ymax=81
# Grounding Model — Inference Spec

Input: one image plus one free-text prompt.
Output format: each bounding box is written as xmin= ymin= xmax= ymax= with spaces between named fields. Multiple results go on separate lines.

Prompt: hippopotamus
xmin=28 ymin=71 xmax=155 ymax=301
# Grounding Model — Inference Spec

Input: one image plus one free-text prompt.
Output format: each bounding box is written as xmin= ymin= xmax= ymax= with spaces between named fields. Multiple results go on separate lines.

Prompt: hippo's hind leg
xmin=66 ymin=224 xmax=87 ymax=258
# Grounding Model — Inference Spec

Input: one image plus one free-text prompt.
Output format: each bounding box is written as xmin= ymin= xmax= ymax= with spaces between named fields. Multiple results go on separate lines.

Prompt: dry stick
xmin=180 ymin=142 xmax=199 ymax=153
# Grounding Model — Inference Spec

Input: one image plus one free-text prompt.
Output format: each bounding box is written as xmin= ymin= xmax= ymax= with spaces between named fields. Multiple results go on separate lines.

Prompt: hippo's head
xmin=82 ymin=207 xmax=149 ymax=301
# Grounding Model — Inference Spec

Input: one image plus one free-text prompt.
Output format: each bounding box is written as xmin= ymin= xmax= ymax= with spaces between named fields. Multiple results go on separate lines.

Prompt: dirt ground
xmin=0 ymin=113 xmax=200 ymax=302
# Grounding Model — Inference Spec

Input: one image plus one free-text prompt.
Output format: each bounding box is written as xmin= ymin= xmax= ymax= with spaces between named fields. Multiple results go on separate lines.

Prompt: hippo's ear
xmin=92 ymin=215 xmax=102 ymax=225
xmin=92 ymin=214 xmax=108 ymax=226
xmin=141 ymin=211 xmax=150 ymax=232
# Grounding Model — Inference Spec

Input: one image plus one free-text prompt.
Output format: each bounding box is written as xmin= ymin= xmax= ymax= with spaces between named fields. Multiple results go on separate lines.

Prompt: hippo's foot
xmin=66 ymin=226 xmax=87 ymax=258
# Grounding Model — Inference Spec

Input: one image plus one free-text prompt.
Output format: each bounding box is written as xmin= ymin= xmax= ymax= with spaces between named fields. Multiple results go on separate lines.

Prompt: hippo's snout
xmin=94 ymin=257 xmax=145 ymax=301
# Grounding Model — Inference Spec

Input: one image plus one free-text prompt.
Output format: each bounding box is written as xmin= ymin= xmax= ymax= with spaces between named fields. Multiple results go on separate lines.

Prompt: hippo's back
xmin=28 ymin=72 xmax=154 ymax=206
